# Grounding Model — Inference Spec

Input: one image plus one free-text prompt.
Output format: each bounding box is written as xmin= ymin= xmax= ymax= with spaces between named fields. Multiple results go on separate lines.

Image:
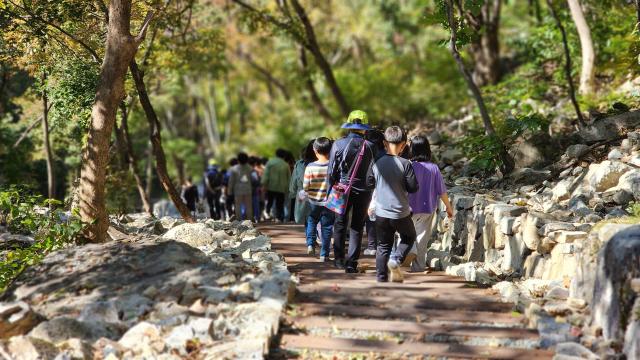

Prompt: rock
xmin=551 ymin=178 xmax=575 ymax=202
xmin=118 ymin=321 xmax=162 ymax=349
xmin=0 ymin=233 xmax=35 ymax=249
xmin=592 ymin=225 xmax=640 ymax=341
xmin=29 ymin=316 xmax=120 ymax=343
xmin=56 ymin=338 xmax=92 ymax=360
xmin=555 ymin=231 xmax=587 ymax=244
xmin=78 ymin=301 xmax=119 ymax=324
xmin=624 ymin=298 xmax=640 ymax=359
xmin=546 ymin=286 xmax=569 ymax=300
xmin=502 ymin=234 xmax=528 ymax=274
xmin=614 ymin=169 xmax=640 ymax=200
xmin=0 ymin=301 xmax=42 ymax=339
xmin=554 ymin=342 xmax=599 ymax=360
xmin=188 ymin=317 xmax=214 ymax=341
xmin=440 ymin=148 xmax=463 ymax=165
xmin=608 ymin=148 xmax=623 ymax=160
xmin=583 ymin=160 xmax=631 ymax=193
xmin=153 ymin=199 xmax=180 ymax=218
xmin=567 ymin=297 xmax=587 ymax=310
xmin=452 ymin=195 xmax=475 ymax=210
xmin=200 ymin=286 xmax=231 ymax=304
xmin=578 ymin=110 xmax=640 ymax=142
xmin=537 ymin=316 xmax=575 ymax=348
xmin=523 ymin=252 xmax=547 ymax=279
xmin=163 ymin=223 xmax=229 ymax=247
xmin=427 ymin=131 xmax=442 ymax=145
xmin=509 ymin=168 xmax=551 ymax=185
xmin=6 ymin=335 xmax=59 ymax=360
xmin=147 ymin=302 xmax=190 ymax=323
xmin=493 ymin=281 xmax=521 ymax=303
xmin=216 ymin=273 xmax=237 ymax=286
xmin=465 ymin=206 xmax=485 ymax=262
xmin=165 ymin=324 xmax=194 ymax=352
xmin=539 ymin=222 xmax=576 ymax=237
xmin=544 ymin=302 xmax=572 ymax=316
xmin=499 ymin=217 xmax=519 ymax=235
xmin=544 ymin=243 xmax=577 ymax=281
xmin=566 ymin=144 xmax=590 ymax=159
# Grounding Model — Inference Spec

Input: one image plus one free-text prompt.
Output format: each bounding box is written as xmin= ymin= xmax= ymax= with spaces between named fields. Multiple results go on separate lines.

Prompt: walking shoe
xmin=401 ymin=253 xmax=417 ymax=267
xmin=363 ymin=248 xmax=376 ymax=256
xmin=333 ymin=258 xmax=345 ymax=269
xmin=345 ymin=267 xmax=358 ymax=274
xmin=388 ymin=259 xmax=404 ymax=283
xmin=319 ymin=256 xmax=328 ymax=262
xmin=307 ymin=245 xmax=315 ymax=256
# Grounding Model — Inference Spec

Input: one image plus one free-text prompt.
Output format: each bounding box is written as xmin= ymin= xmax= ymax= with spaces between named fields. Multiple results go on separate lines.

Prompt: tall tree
xmin=567 ymin=0 xmax=595 ymax=95
xmin=547 ymin=0 xmax=586 ymax=127
xmin=444 ymin=0 xmax=514 ymax=174
xmin=457 ymin=0 xmax=503 ymax=86
xmin=41 ymin=71 xmax=55 ymax=200
xmin=78 ymin=0 xmax=154 ymax=242
xmin=129 ymin=60 xmax=195 ymax=223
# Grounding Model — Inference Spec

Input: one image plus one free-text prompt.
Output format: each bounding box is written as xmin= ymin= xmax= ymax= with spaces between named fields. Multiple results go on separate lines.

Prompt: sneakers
xmin=388 ymin=259 xmax=404 ymax=283
xmin=401 ymin=253 xmax=417 ymax=267
xmin=345 ymin=267 xmax=358 ymax=274
xmin=363 ymin=248 xmax=376 ymax=256
xmin=307 ymin=245 xmax=315 ymax=256
xmin=319 ymin=256 xmax=328 ymax=262
xmin=333 ymin=258 xmax=345 ymax=269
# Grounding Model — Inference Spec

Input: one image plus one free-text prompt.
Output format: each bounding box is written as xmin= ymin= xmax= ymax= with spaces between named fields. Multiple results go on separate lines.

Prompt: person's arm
xmin=303 ymin=167 xmax=311 ymax=192
xmin=327 ymin=142 xmax=340 ymax=188
xmin=404 ymin=162 xmax=419 ymax=194
xmin=228 ymin=171 xmax=236 ymax=197
xmin=262 ymin=162 xmax=271 ymax=189
xmin=441 ymin=193 xmax=454 ymax=219
xmin=289 ymin=164 xmax=299 ymax=197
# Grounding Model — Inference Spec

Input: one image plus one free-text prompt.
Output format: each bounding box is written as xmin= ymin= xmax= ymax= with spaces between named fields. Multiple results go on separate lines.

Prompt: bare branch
xmin=135 ymin=11 xmax=155 ymax=44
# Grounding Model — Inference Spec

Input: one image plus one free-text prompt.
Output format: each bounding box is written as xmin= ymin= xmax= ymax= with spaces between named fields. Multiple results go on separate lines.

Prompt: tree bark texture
xmin=465 ymin=0 xmax=502 ymax=86
xmin=129 ymin=60 xmax=194 ymax=223
xmin=446 ymin=0 xmax=514 ymax=175
xmin=42 ymin=72 xmax=55 ymax=200
xmin=79 ymin=0 xmax=150 ymax=242
xmin=567 ymin=0 xmax=595 ymax=95
xmin=547 ymin=0 xmax=586 ymax=127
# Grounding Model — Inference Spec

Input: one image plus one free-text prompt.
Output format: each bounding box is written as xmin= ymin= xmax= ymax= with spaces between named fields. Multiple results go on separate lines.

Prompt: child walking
xmin=367 ymin=126 xmax=419 ymax=282
xmin=303 ymin=137 xmax=335 ymax=260
xmin=407 ymin=135 xmax=454 ymax=272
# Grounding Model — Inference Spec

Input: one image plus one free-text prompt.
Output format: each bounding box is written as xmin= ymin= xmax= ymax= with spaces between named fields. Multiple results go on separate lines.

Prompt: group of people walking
xmin=181 ymin=110 xmax=454 ymax=283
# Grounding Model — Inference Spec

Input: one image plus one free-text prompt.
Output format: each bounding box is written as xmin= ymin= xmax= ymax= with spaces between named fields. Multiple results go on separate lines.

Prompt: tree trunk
xmin=445 ymin=0 xmax=514 ymax=175
xmin=41 ymin=72 xmax=55 ymax=200
xmin=467 ymin=0 xmax=502 ymax=86
xmin=78 ymin=0 xmax=150 ymax=242
xmin=529 ymin=0 xmax=543 ymax=24
xmin=290 ymin=0 xmax=350 ymax=117
xmin=567 ymin=0 xmax=595 ymax=95
xmin=547 ymin=0 xmax=586 ymax=127
xmin=299 ymin=47 xmax=333 ymax=124
xmin=223 ymin=74 xmax=233 ymax=144
xmin=129 ymin=60 xmax=194 ymax=223
xmin=636 ymin=0 xmax=640 ymax=28
xmin=119 ymin=103 xmax=152 ymax=214
xmin=145 ymin=142 xmax=153 ymax=200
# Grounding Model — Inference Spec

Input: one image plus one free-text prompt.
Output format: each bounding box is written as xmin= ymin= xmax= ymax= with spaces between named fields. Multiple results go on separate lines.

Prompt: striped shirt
xmin=303 ymin=161 xmax=330 ymax=205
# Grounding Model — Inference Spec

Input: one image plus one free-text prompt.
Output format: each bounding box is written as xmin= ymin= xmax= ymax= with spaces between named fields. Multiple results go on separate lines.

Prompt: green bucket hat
xmin=342 ymin=110 xmax=371 ymax=130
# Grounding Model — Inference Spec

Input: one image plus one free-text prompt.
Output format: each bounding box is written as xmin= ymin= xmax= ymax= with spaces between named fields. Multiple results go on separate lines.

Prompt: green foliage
xmin=627 ymin=201 xmax=640 ymax=218
xmin=0 ymin=188 xmax=85 ymax=290
xmin=458 ymin=113 xmax=550 ymax=172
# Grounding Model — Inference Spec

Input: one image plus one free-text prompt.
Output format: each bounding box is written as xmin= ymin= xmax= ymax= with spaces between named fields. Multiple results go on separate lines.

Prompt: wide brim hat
xmin=341 ymin=109 xmax=371 ymax=130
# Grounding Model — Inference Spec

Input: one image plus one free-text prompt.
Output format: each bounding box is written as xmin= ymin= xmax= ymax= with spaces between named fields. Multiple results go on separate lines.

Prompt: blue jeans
xmin=306 ymin=204 xmax=335 ymax=257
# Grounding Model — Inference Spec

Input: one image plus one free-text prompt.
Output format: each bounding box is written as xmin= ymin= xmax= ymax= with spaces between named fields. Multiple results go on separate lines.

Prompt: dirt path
xmin=260 ymin=224 xmax=553 ymax=359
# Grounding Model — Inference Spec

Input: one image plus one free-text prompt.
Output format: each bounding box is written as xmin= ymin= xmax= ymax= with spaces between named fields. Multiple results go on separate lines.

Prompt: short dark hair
xmin=275 ymin=148 xmax=287 ymax=159
xmin=409 ymin=135 xmax=432 ymax=162
xmin=229 ymin=158 xmax=238 ymax=166
xmin=237 ymin=152 xmax=249 ymax=164
xmin=384 ymin=126 xmax=406 ymax=144
xmin=366 ymin=129 xmax=385 ymax=152
xmin=302 ymin=139 xmax=318 ymax=164
xmin=313 ymin=137 xmax=332 ymax=156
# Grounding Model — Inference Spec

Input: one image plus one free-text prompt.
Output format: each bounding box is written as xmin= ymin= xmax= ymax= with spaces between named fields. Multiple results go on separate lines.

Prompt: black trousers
xmin=205 ymin=190 xmax=223 ymax=220
xmin=333 ymin=191 xmax=372 ymax=270
xmin=366 ymin=218 xmax=377 ymax=250
xmin=266 ymin=191 xmax=285 ymax=221
xmin=375 ymin=215 xmax=416 ymax=281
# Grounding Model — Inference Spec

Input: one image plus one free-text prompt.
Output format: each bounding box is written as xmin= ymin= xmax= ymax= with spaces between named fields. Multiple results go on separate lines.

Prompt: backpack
xmin=206 ymin=168 xmax=223 ymax=189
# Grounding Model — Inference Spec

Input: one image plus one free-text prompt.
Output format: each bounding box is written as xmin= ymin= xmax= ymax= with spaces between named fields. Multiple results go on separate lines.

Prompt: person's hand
xmin=446 ymin=207 xmax=454 ymax=219
xmin=368 ymin=208 xmax=375 ymax=217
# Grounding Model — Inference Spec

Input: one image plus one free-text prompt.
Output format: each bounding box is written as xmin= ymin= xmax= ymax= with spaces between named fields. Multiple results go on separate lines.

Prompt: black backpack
xmin=206 ymin=168 xmax=223 ymax=189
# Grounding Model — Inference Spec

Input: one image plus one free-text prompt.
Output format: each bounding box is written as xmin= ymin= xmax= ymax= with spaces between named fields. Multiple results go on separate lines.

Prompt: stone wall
xmin=0 ymin=216 xmax=294 ymax=359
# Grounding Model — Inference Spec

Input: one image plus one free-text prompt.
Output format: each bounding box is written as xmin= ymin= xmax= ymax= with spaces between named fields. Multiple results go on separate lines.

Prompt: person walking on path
xmin=367 ymin=126 xmax=419 ymax=283
xmin=223 ymin=158 xmax=238 ymax=220
xmin=364 ymin=129 xmax=386 ymax=256
xmin=303 ymin=137 xmax=335 ymax=260
xmin=327 ymin=110 xmax=376 ymax=272
xmin=249 ymin=156 xmax=263 ymax=222
xmin=290 ymin=140 xmax=317 ymax=224
xmin=204 ymin=162 xmax=223 ymax=220
xmin=181 ymin=177 xmax=199 ymax=217
xmin=228 ymin=152 xmax=255 ymax=221
xmin=263 ymin=149 xmax=291 ymax=222
xmin=407 ymin=135 xmax=454 ymax=272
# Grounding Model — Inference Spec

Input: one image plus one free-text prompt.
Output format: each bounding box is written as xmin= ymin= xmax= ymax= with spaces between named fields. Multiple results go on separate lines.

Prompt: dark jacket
xmin=327 ymin=132 xmax=376 ymax=193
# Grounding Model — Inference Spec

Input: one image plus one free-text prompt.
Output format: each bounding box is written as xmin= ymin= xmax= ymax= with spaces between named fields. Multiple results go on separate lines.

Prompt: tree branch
xmin=135 ymin=11 xmax=155 ymax=44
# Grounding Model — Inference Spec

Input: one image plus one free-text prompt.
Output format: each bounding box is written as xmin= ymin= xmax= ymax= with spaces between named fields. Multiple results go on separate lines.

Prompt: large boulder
xmin=582 ymin=160 xmax=631 ymax=193
xmin=578 ymin=110 xmax=640 ymax=142
xmin=591 ymin=225 xmax=640 ymax=343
